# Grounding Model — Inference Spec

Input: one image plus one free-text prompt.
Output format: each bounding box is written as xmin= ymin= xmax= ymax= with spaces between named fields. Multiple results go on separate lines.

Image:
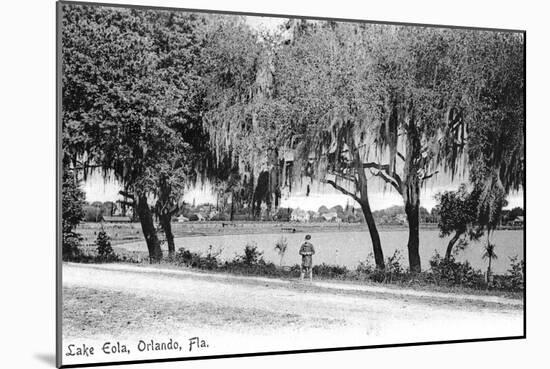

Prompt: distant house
xmin=321 ymin=211 xmax=338 ymax=222
xmin=177 ymin=215 xmax=189 ymax=223
xmin=291 ymin=208 xmax=310 ymax=222
xmin=511 ymin=216 xmax=524 ymax=226
xmin=395 ymin=214 xmax=408 ymax=225
xmin=102 ymin=216 xmax=132 ymax=223
xmin=207 ymin=210 xmax=220 ymax=220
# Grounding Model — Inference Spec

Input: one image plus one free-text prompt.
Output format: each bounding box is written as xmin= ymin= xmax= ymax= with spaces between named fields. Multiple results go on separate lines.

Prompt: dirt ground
xmin=61 ymin=262 xmax=523 ymax=365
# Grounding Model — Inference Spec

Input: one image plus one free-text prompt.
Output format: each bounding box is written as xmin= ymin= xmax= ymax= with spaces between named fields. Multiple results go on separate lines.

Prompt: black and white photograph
xmin=56 ymin=1 xmax=525 ymax=367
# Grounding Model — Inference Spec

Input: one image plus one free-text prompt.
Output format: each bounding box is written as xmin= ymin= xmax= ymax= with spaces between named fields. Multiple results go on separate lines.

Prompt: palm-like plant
xmin=482 ymin=242 xmax=498 ymax=284
xmin=274 ymin=237 xmax=288 ymax=266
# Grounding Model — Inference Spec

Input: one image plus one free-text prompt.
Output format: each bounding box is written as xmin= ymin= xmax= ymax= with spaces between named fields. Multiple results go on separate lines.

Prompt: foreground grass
xmin=63 ymin=286 xmax=346 ymax=339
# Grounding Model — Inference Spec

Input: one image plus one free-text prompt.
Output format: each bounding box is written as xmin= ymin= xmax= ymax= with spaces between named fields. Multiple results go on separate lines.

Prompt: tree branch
xmin=118 ymin=190 xmax=135 ymax=200
xmin=324 ymin=180 xmax=360 ymax=203
xmin=363 ymin=162 xmax=403 ymax=194
xmin=330 ymin=170 xmax=358 ymax=186
xmin=369 ymin=169 xmax=403 ymax=195
xmin=422 ymin=170 xmax=439 ymax=181
xmin=117 ymin=200 xmax=134 ymax=207
xmin=363 ymin=162 xmax=390 ymax=170
xmin=72 ymin=164 xmax=104 ymax=171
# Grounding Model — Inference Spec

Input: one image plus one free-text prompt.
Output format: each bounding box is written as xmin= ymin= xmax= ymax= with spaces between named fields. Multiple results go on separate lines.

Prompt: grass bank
xmin=66 ymin=238 xmax=524 ymax=300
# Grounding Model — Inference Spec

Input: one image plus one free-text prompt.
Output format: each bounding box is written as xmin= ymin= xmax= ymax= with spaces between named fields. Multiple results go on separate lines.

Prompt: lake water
xmin=123 ymin=229 xmax=523 ymax=274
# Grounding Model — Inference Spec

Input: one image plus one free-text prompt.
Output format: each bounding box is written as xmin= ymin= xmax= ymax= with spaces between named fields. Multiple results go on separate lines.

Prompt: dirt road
xmin=61 ymin=263 xmax=523 ymax=365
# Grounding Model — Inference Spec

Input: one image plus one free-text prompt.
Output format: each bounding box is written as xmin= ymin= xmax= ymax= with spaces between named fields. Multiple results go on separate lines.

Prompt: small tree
xmin=482 ymin=242 xmax=498 ymax=284
xmin=96 ymin=228 xmax=113 ymax=257
xmin=435 ymin=184 xmax=482 ymax=260
xmin=274 ymin=237 xmax=288 ymax=266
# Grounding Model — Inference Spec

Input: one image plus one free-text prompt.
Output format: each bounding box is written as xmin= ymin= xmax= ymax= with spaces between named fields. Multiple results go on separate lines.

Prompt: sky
xmin=244 ymin=15 xmax=287 ymax=33
xmin=82 ymin=172 xmax=523 ymax=212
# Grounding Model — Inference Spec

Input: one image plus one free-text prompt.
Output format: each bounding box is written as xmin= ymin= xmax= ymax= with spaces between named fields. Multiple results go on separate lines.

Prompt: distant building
xmin=395 ymin=214 xmax=408 ymax=225
xmin=511 ymin=216 xmax=524 ymax=226
xmin=102 ymin=216 xmax=132 ymax=223
xmin=291 ymin=208 xmax=311 ymax=222
xmin=321 ymin=211 xmax=338 ymax=222
xmin=207 ymin=210 xmax=220 ymax=220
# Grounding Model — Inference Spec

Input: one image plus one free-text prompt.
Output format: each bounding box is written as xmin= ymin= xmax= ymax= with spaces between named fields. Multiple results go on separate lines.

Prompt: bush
xmin=96 ymin=230 xmax=114 ymax=257
xmin=491 ymin=256 xmax=524 ymax=291
xmin=428 ymin=252 xmax=485 ymax=288
xmin=313 ymin=263 xmax=349 ymax=279
xmin=507 ymin=256 xmax=525 ymax=290
xmin=62 ymin=232 xmax=83 ymax=261
xmin=356 ymin=255 xmax=376 ymax=275
xmin=385 ymin=250 xmax=404 ymax=276
xmin=363 ymin=250 xmax=406 ymax=283
xmin=218 ymin=244 xmax=297 ymax=277
xmin=236 ymin=243 xmax=263 ymax=265
xmin=174 ymin=247 xmax=219 ymax=270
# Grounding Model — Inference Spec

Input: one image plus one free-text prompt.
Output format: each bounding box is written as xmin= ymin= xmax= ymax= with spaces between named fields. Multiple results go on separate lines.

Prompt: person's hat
xmin=305 ymin=234 xmax=311 ymax=240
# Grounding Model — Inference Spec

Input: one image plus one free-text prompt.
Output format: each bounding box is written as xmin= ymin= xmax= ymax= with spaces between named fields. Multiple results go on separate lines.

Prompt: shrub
xmin=507 ymin=256 xmax=525 ymax=290
xmin=62 ymin=232 xmax=83 ymax=261
xmin=385 ymin=250 xmax=404 ymax=275
xmin=428 ymin=252 xmax=485 ymax=288
xmin=238 ymin=243 xmax=263 ymax=265
xmin=96 ymin=230 xmax=114 ymax=257
xmin=491 ymin=256 xmax=524 ymax=291
xmin=356 ymin=257 xmax=376 ymax=275
xmin=174 ymin=247 xmax=219 ymax=270
xmin=363 ymin=250 xmax=406 ymax=283
xmin=313 ymin=263 xmax=349 ymax=279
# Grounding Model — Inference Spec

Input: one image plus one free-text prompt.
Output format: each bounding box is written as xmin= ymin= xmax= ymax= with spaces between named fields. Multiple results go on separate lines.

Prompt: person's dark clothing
xmin=299 ymin=241 xmax=315 ymax=268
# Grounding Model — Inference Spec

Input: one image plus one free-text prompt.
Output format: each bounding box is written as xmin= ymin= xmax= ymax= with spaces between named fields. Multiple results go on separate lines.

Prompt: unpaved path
xmin=61 ymin=263 xmax=523 ymax=365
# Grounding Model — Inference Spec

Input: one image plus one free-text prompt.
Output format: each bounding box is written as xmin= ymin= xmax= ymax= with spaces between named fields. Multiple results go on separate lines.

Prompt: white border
xmin=1 ymin=1 xmax=546 ymax=368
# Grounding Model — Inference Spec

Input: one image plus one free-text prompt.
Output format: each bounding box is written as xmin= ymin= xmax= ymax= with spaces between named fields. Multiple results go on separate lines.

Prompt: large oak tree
xmin=62 ymin=4 xmax=207 ymax=261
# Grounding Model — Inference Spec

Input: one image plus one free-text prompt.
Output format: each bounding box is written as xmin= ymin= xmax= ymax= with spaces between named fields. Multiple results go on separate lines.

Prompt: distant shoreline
xmin=76 ymin=221 xmax=523 ymax=246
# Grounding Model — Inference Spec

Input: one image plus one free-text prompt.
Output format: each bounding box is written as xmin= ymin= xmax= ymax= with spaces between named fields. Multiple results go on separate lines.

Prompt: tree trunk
xmin=487 ymin=258 xmax=492 ymax=284
xmin=403 ymin=156 xmax=422 ymax=272
xmin=402 ymin=120 xmax=422 ymax=273
xmin=230 ymin=192 xmax=235 ymax=221
xmin=135 ymin=195 xmax=162 ymax=263
xmin=159 ymin=213 xmax=175 ymax=260
xmin=405 ymin=197 xmax=421 ymax=273
xmin=347 ymin=134 xmax=385 ymax=271
xmin=359 ymin=198 xmax=385 ymax=270
xmin=445 ymin=231 xmax=462 ymax=260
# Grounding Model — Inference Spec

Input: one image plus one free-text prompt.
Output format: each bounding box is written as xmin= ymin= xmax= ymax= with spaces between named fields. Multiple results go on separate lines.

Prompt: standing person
xmin=299 ymin=235 xmax=315 ymax=281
